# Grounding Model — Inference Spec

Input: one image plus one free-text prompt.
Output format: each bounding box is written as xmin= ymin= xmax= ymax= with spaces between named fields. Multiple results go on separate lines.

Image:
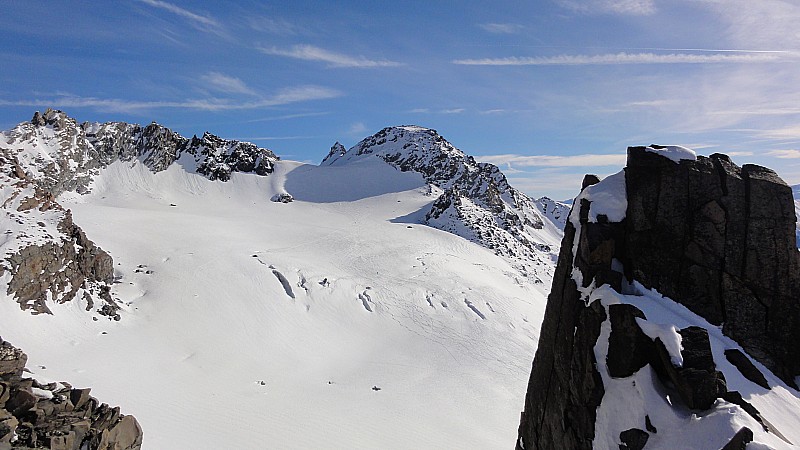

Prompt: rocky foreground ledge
xmin=517 ymin=147 xmax=800 ymax=450
xmin=0 ymin=337 xmax=142 ymax=450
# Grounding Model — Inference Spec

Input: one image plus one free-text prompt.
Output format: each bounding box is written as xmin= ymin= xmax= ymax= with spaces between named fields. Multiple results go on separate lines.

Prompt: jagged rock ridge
xmin=0 ymin=336 xmax=142 ymax=449
xmin=323 ymin=126 xmax=563 ymax=279
xmin=517 ymin=147 xmax=800 ymax=450
xmin=0 ymin=109 xmax=278 ymax=316
xmin=16 ymin=109 xmax=279 ymax=197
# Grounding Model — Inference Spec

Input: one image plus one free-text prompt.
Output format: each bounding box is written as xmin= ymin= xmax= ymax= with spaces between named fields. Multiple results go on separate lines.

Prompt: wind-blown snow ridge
xmin=323 ymin=125 xmax=563 ymax=280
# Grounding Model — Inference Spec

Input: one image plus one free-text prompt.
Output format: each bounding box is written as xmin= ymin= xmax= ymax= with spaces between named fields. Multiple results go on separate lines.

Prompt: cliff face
xmin=517 ymin=147 xmax=800 ymax=450
xmin=623 ymin=148 xmax=800 ymax=383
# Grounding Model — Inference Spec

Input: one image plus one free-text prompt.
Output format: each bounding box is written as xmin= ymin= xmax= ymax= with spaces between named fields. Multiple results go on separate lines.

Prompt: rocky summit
xmin=517 ymin=147 xmax=800 ymax=450
xmin=323 ymin=125 xmax=565 ymax=281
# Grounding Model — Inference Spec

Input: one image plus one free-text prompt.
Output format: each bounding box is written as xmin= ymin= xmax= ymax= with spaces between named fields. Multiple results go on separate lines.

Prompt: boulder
xmin=619 ymin=428 xmax=649 ymax=450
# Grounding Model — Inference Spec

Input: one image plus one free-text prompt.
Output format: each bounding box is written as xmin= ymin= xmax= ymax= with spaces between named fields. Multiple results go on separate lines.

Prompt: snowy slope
xmin=323 ymin=126 xmax=564 ymax=284
xmin=0 ymin=114 xmax=562 ymax=449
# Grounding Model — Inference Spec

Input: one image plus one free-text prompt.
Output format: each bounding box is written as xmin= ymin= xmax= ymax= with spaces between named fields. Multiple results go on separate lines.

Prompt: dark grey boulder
xmin=618 ymin=428 xmax=649 ymax=450
xmin=607 ymin=304 xmax=654 ymax=378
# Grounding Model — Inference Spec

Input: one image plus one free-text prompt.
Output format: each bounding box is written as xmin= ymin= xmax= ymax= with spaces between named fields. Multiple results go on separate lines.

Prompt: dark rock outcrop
xmin=623 ymin=148 xmax=800 ymax=385
xmin=0 ymin=149 xmax=119 ymax=317
xmin=517 ymin=147 xmax=800 ymax=449
xmin=721 ymin=427 xmax=753 ymax=450
xmin=725 ymin=349 xmax=769 ymax=389
xmin=619 ymin=428 xmax=649 ymax=450
xmin=0 ymin=337 xmax=142 ymax=449
xmin=516 ymin=209 xmax=605 ymax=450
xmin=3 ymin=109 xmax=278 ymax=198
xmin=656 ymin=326 xmax=727 ymax=410
xmin=606 ymin=304 xmax=654 ymax=378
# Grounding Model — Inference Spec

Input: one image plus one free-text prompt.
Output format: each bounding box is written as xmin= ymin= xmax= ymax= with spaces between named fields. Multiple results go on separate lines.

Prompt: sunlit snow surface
xmin=593 ymin=283 xmax=800 ymax=450
xmin=643 ymin=145 xmax=697 ymax=163
xmin=0 ymin=158 xmax=559 ymax=449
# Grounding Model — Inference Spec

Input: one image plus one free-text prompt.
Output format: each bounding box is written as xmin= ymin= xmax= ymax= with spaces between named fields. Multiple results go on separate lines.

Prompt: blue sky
xmin=3 ymin=0 xmax=800 ymax=199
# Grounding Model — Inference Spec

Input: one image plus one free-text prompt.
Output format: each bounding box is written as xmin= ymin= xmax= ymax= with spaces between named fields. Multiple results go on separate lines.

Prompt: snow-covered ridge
xmin=323 ymin=126 xmax=564 ymax=281
xmin=2 ymin=109 xmax=278 ymax=196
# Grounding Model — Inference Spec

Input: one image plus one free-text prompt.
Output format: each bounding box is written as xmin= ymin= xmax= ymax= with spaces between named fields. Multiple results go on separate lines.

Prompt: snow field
xmin=0 ymin=159 xmax=556 ymax=449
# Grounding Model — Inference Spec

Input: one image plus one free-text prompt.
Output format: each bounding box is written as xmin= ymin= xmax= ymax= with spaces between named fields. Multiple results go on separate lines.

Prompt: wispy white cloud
xmin=766 ymin=149 xmax=800 ymax=159
xmin=750 ymin=125 xmax=800 ymax=140
xmin=200 ymin=72 xmax=256 ymax=95
xmin=726 ymin=151 xmax=755 ymax=157
xmin=479 ymin=23 xmax=524 ymax=34
xmin=241 ymin=136 xmax=319 ymax=141
xmin=409 ymin=107 xmax=465 ymax=114
xmin=453 ymin=51 xmax=789 ymax=66
xmin=246 ymin=112 xmax=330 ymax=123
xmin=697 ymin=0 xmax=800 ymax=50
xmin=260 ymin=44 xmax=403 ymax=68
xmin=557 ymin=0 xmax=656 ymax=16
xmin=0 ymin=86 xmax=341 ymax=113
xmin=348 ymin=122 xmax=368 ymax=135
xmin=138 ymin=0 xmax=219 ymax=28
xmin=478 ymin=153 xmax=627 ymax=167
xmin=248 ymin=16 xmax=306 ymax=35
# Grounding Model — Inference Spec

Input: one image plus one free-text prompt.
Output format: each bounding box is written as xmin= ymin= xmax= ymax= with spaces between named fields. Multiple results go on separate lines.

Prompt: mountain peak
xmin=320 ymin=125 xmax=558 ymax=278
xmin=30 ymin=108 xmax=73 ymax=129
xmin=321 ymin=125 xmax=463 ymax=167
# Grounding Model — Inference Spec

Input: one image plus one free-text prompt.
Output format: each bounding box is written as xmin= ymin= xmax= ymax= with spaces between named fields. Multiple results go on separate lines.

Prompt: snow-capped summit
xmin=324 ymin=125 xmax=563 ymax=280
xmin=2 ymin=109 xmax=278 ymax=196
